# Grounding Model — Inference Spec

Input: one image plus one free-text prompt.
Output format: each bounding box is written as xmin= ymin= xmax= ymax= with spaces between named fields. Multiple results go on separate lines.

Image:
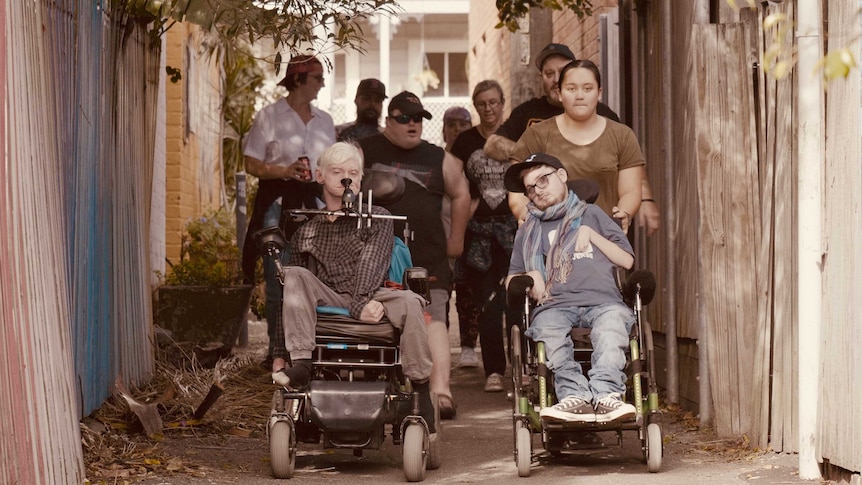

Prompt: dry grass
xmin=82 ymin=343 xmax=273 ymax=482
xmin=660 ymin=402 xmax=768 ymax=463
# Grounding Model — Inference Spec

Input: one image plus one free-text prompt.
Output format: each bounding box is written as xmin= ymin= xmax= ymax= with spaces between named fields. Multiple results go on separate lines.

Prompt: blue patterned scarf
xmin=521 ymin=191 xmax=587 ymax=291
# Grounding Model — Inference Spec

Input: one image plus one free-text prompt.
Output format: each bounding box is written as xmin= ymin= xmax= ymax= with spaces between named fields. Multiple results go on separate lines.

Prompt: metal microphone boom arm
xmin=288 ymin=180 xmax=409 ymax=239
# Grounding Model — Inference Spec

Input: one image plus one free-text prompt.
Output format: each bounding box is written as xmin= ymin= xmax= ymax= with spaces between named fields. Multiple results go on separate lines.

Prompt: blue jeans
xmin=525 ymin=303 xmax=635 ymax=402
xmin=262 ymin=200 xmax=289 ymax=358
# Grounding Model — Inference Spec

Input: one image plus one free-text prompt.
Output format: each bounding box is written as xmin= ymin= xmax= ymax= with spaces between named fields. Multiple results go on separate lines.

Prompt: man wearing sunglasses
xmin=504 ymin=152 xmax=637 ymax=424
xmin=357 ymin=91 xmax=471 ymax=420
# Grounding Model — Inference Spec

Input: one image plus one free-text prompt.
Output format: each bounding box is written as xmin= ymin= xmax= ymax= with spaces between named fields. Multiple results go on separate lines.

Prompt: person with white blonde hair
xmin=270 ymin=141 xmax=438 ymax=436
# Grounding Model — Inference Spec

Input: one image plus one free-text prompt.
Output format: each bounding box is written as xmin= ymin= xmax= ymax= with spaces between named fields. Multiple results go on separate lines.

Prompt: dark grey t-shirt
xmin=509 ymin=204 xmax=632 ymax=311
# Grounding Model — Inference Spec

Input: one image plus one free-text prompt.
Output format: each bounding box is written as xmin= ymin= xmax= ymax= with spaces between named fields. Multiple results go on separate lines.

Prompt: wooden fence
xmin=683 ymin=4 xmax=797 ymax=451
xmin=820 ymin=0 xmax=862 ymax=476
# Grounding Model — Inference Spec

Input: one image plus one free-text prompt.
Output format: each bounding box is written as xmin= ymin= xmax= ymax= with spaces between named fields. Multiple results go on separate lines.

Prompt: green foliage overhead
xmin=495 ymin=0 xmax=593 ymax=32
xmin=115 ymin=0 xmax=399 ymax=72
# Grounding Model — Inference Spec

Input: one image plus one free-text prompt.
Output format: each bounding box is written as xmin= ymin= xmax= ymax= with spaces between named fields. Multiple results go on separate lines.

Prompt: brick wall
xmin=468 ymin=0 xmax=513 ymax=117
xmin=554 ymin=0 xmax=617 ymax=67
xmin=468 ymin=0 xmax=618 ymax=114
xmin=163 ymin=24 xmax=224 ymax=265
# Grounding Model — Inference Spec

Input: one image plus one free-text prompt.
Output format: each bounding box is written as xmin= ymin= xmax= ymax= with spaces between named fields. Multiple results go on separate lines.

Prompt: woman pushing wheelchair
xmin=503 ymin=153 xmax=637 ymax=424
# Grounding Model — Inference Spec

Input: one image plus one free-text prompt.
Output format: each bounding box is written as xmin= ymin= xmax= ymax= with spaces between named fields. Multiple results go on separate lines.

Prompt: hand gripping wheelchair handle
xmin=622 ymin=269 xmax=657 ymax=307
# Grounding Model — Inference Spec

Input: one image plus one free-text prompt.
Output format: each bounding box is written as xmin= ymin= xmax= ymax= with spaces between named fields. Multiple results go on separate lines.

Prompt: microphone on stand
xmin=341 ymin=178 xmax=356 ymax=210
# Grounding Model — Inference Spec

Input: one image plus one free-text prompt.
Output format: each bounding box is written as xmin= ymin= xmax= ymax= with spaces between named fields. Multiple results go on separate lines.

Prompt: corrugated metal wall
xmin=1 ymin=1 xmax=158 ymax=482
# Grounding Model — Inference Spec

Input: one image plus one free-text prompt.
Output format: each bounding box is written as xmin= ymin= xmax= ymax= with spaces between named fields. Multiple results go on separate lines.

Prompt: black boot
xmin=272 ymin=359 xmax=313 ymax=389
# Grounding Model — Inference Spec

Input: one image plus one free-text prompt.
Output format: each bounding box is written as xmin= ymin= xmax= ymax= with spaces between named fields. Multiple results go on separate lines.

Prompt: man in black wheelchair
xmin=503 ymin=153 xmax=637 ymax=424
xmin=267 ymin=142 xmax=437 ymax=440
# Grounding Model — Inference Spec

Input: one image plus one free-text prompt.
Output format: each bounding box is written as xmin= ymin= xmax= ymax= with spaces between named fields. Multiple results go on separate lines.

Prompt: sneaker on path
xmin=459 ymin=347 xmax=479 ymax=368
xmin=484 ymin=373 xmax=504 ymax=392
xmin=539 ymin=396 xmax=595 ymax=422
xmin=593 ymin=394 xmax=636 ymax=423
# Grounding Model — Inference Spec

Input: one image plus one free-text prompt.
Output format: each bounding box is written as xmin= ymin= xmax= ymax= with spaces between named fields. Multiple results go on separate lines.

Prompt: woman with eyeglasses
xmin=447 ymin=80 xmax=514 ymax=393
xmin=508 ymin=59 xmax=645 ymax=233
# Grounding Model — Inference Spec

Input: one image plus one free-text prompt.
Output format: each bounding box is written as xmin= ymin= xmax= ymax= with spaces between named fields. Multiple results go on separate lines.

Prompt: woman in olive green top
xmin=509 ymin=59 xmax=646 ymax=233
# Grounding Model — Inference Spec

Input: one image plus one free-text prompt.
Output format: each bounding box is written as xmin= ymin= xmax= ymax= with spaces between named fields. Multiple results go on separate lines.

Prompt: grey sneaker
xmin=459 ymin=347 xmax=479 ymax=367
xmin=594 ymin=394 xmax=636 ymax=423
xmin=540 ymin=396 xmax=596 ymax=422
xmin=484 ymin=373 xmax=504 ymax=392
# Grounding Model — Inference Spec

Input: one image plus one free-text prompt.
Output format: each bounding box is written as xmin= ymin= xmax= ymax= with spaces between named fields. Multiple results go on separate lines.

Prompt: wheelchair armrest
xmin=622 ymin=269 xmax=657 ymax=306
xmin=507 ymin=274 xmax=534 ymax=302
xmin=253 ymin=226 xmax=286 ymax=254
xmin=613 ymin=267 xmax=626 ymax=295
xmin=402 ymin=267 xmax=430 ymax=304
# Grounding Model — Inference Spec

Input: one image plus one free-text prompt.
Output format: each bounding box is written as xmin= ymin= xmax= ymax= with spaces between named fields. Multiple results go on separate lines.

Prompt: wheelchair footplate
xmin=540 ymin=417 xmax=641 ymax=455
xmin=546 ymin=430 xmax=606 ymax=453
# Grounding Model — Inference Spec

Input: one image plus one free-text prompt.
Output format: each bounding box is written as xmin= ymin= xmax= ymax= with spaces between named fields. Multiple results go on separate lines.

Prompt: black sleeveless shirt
xmin=358 ymin=134 xmax=450 ymax=289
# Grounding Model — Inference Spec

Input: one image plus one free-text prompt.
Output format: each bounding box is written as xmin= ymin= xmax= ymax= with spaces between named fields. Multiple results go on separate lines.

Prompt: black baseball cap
xmin=535 ymin=43 xmax=576 ymax=70
xmin=388 ymin=91 xmax=432 ymax=119
xmin=504 ymin=153 xmax=565 ymax=192
xmin=357 ymin=78 xmax=387 ymax=99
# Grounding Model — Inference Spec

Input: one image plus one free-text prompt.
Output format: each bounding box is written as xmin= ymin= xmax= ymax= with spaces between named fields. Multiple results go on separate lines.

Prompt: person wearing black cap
xmin=357 ymin=91 xmax=471 ymax=419
xmin=242 ymin=54 xmax=336 ymax=370
xmin=337 ymin=78 xmax=387 ymax=142
xmin=504 ymin=152 xmax=637 ymax=424
xmin=484 ymin=44 xmax=660 ymax=235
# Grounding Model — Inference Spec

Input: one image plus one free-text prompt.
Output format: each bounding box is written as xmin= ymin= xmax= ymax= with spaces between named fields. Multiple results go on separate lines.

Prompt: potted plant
xmin=154 ymin=210 xmax=253 ymax=356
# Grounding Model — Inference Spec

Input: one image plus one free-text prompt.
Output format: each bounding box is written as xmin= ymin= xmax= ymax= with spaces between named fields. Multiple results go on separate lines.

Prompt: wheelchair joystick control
xmin=341 ymin=178 xmax=356 ymax=210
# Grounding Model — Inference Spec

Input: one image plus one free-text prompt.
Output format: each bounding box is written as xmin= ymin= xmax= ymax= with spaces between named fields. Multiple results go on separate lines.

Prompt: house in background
xmin=316 ymin=0 xmax=470 ymax=147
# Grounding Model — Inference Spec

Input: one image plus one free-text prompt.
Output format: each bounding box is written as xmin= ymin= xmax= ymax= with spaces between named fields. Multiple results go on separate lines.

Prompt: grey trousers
xmin=281 ymin=266 xmax=433 ymax=382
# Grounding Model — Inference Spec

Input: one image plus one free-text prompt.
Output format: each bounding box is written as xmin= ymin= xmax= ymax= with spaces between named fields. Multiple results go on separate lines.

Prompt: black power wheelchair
xmin=255 ymin=180 xmax=440 ymax=482
xmin=506 ymin=180 xmax=663 ymax=477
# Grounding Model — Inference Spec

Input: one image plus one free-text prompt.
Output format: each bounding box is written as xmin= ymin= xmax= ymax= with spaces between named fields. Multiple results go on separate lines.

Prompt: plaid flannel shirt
xmin=287 ymin=205 xmax=394 ymax=319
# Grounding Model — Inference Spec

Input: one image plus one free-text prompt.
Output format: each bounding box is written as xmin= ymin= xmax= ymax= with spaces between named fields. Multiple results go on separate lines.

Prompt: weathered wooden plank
xmin=763 ymin=0 xmax=798 ymax=454
xmin=694 ymin=22 xmax=763 ymax=438
xmin=675 ymin=18 xmax=703 ymax=343
xmin=693 ymin=24 xmax=736 ymax=432
xmin=821 ymin=0 xmax=862 ymax=473
xmin=735 ymin=10 xmax=774 ymax=449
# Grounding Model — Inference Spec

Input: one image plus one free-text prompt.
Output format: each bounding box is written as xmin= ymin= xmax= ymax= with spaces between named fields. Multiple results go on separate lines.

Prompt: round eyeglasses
xmin=524 ymin=170 xmax=558 ymax=196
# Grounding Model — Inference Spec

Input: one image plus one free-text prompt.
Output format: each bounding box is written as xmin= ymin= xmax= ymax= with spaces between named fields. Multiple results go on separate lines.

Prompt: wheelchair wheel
xmin=645 ymin=422 xmax=663 ymax=472
xmin=269 ymin=420 xmax=296 ymax=479
xmin=403 ymin=423 xmax=427 ymax=482
xmin=515 ymin=420 xmax=531 ymax=477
